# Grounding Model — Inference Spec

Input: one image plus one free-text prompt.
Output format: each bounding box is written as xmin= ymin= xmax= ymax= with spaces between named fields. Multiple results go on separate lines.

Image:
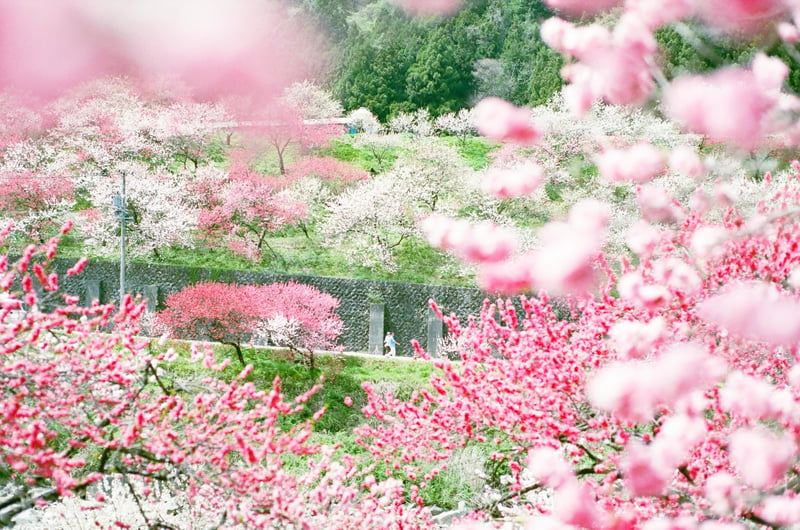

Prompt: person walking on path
xmin=384 ymin=332 xmax=397 ymax=356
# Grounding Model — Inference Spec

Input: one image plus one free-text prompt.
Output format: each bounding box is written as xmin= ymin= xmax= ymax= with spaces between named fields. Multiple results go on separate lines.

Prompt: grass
xmin=154 ymin=338 xmax=488 ymax=510
xmin=159 ymin=339 xmax=434 ymax=435
xmin=444 ymin=136 xmax=498 ymax=170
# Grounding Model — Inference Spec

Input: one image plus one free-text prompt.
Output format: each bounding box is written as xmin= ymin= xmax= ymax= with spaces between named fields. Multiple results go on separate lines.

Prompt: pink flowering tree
xmin=193 ymin=158 xmax=307 ymax=263
xmin=155 ymin=281 xmax=265 ymax=365
xmin=157 ymin=280 xmax=343 ymax=368
xmin=0 ymin=226 xmax=429 ymax=528
xmin=351 ymin=1 xmax=800 ymax=528
xmin=253 ymin=281 xmax=344 ymax=368
xmin=0 ymin=171 xmax=74 ymax=243
xmin=247 ymin=99 xmax=343 ymax=175
xmin=286 ymin=156 xmax=369 ymax=190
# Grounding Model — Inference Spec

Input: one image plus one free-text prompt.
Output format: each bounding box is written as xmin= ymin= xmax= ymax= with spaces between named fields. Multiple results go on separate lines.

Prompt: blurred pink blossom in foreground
xmin=663 ymin=58 xmax=786 ymax=151
xmin=478 ymin=199 xmax=610 ymax=295
xmin=728 ymin=427 xmax=796 ymax=489
xmin=697 ymin=281 xmax=800 ymax=346
xmin=596 ymin=142 xmax=665 ymax=183
xmin=587 ymin=342 xmax=726 ymax=422
xmin=693 ymin=0 xmax=788 ymax=34
xmin=482 ymin=163 xmax=544 ymax=198
xmin=421 ymin=215 xmax=518 ymax=263
xmin=473 ymin=97 xmax=542 ymax=144
xmin=0 ymin=0 xmax=318 ymax=103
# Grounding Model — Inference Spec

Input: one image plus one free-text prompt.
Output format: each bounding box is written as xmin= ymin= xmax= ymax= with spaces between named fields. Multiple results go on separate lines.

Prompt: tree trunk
xmin=222 ymin=341 xmax=245 ymax=366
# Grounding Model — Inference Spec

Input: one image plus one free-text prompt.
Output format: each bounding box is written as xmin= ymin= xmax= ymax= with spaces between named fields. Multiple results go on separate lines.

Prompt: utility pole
xmin=113 ymin=172 xmax=129 ymax=304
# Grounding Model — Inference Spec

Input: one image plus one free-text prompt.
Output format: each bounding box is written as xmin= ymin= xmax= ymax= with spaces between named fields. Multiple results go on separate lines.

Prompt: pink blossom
xmin=66 ymin=257 xmax=89 ymax=277
xmin=561 ymin=71 xmax=596 ymax=116
xmin=0 ymin=0 xmax=317 ymax=104
xmin=789 ymin=266 xmax=800 ymax=290
xmin=608 ymin=317 xmax=666 ymax=359
xmin=651 ymin=258 xmax=702 ymax=296
xmin=637 ymin=184 xmax=683 ymax=224
xmin=557 ymin=23 xmax=611 ymax=58
xmin=697 ymin=281 xmax=800 ymax=346
xmin=522 ymin=516 xmax=573 ymax=530
xmin=625 ymin=220 xmax=663 ymax=256
xmin=567 ymin=198 xmax=611 ymax=235
xmin=690 ymin=225 xmax=728 ymax=261
xmin=778 ymin=21 xmax=800 ymax=42
xmin=527 ymin=447 xmax=575 ymax=488
xmin=728 ymin=427 xmax=796 ymax=489
xmin=596 ymin=142 xmax=665 ymax=183
xmin=344 ymin=396 xmax=353 ymax=407
xmin=699 ymin=523 xmax=746 ymax=530
xmin=757 ymin=495 xmax=800 ymax=526
xmin=540 ymin=18 xmax=576 ymax=52
xmin=482 ymin=163 xmax=544 ymax=198
xmin=478 ymin=199 xmax=610 ymax=295
xmin=552 ymin=481 xmax=601 ymax=528
xmin=622 ymin=441 xmax=673 ymax=496
xmin=551 ymin=14 xmax=657 ymax=112
xmin=529 ymin=224 xmax=598 ymax=295
xmin=712 ymin=181 xmax=737 ymax=208
xmin=663 ymin=67 xmax=778 ymax=150
xmin=421 ymin=215 xmax=518 ymax=263
xmin=655 ymin=414 xmax=707 ymax=458
xmin=587 ymin=342 xmax=725 ymax=422
xmin=626 ymin=0 xmax=693 ymax=29
xmin=642 ymin=516 xmax=697 ymax=530
xmin=693 ymin=0 xmax=788 ymax=34
xmin=752 ymin=53 xmax=789 ymax=94
xmin=618 ymin=271 xmax=672 ymax=309
xmin=719 ymin=371 xmax=775 ymax=421
xmin=473 ymin=97 xmax=542 ymax=144
xmin=477 ymin=253 xmax=536 ymax=295
xmin=705 ymin=472 xmax=742 ymax=516
xmin=668 ymin=145 xmax=706 ymax=179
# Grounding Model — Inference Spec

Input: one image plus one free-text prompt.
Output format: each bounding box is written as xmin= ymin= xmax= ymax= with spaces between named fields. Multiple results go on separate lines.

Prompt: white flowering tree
xmin=282 ymin=80 xmax=344 ymax=120
xmin=320 ymin=139 xmax=476 ymax=270
xmin=346 ymin=107 xmax=382 ymax=134
xmin=434 ymin=108 xmax=477 ymax=145
xmin=387 ymin=108 xmax=434 ymax=136
xmin=77 ymin=161 xmax=198 ymax=258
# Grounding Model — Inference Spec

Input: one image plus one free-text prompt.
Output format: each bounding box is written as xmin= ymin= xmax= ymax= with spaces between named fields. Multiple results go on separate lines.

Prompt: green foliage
xmin=545 ymin=180 xmax=563 ymax=202
xmin=406 ymin=12 xmax=483 ymax=115
xmin=161 ymin=340 xmax=433 ymax=435
xmin=145 ymin=245 xmax=258 ymax=271
xmin=332 ymin=0 xmax=560 ymax=119
xmin=441 ymin=136 xmax=497 ymax=170
xmin=320 ymin=137 xmax=402 ymax=174
xmin=655 ymin=24 xmax=758 ymax=79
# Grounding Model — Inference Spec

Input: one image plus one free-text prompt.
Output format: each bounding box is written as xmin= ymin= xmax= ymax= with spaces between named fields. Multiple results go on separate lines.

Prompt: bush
xmin=157 ymin=281 xmax=343 ymax=367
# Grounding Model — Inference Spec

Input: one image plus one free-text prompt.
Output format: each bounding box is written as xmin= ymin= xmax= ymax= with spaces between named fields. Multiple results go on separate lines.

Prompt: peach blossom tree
xmin=0 ymin=226 xmax=428 ymax=529
xmin=356 ymin=1 xmax=800 ymax=529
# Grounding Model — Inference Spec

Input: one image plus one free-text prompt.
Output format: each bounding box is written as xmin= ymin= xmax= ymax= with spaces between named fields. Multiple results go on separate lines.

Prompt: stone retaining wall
xmin=54 ymin=258 xmax=488 ymax=354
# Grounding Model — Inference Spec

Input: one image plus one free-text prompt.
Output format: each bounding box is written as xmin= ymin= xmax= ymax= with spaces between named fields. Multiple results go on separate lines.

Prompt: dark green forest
xmin=297 ymin=0 xmax=563 ymax=120
xmin=293 ymin=0 xmax=800 ymax=121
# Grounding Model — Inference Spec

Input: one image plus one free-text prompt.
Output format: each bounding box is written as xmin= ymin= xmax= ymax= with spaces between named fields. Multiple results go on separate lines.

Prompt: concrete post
xmin=427 ymin=305 xmax=443 ymax=357
xmin=368 ymin=303 xmax=385 ymax=355
xmin=85 ymin=280 xmax=103 ymax=305
xmin=142 ymin=285 xmax=159 ymax=313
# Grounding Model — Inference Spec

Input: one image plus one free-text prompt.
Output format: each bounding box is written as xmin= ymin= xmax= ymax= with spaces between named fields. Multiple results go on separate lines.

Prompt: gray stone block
xmin=368 ymin=303 xmax=385 ymax=355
